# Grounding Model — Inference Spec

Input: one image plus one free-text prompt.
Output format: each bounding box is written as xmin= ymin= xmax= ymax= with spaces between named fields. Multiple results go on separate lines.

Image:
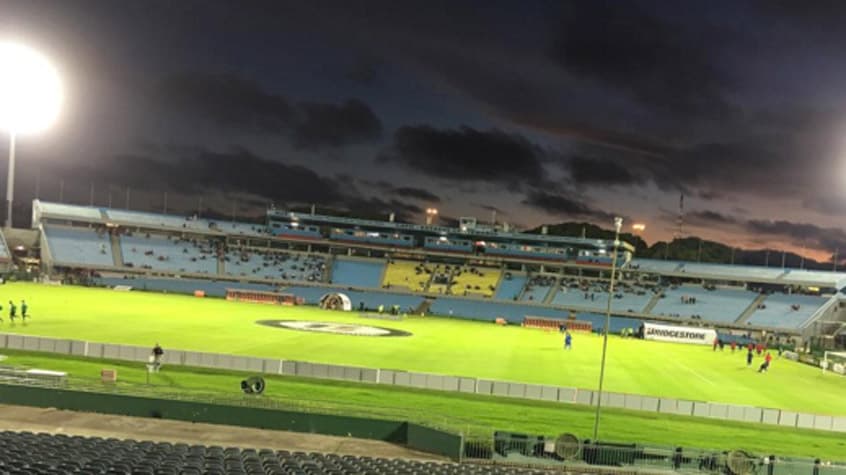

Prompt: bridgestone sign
xmin=643 ymin=322 xmax=717 ymax=345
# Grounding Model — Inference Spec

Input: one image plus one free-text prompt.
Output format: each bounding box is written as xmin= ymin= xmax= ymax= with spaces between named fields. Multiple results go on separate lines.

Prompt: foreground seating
xmin=0 ymin=430 xmax=555 ymax=474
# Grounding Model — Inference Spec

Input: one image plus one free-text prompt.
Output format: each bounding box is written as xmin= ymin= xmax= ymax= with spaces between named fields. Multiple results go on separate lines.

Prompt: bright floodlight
xmin=0 ymin=42 xmax=62 ymax=134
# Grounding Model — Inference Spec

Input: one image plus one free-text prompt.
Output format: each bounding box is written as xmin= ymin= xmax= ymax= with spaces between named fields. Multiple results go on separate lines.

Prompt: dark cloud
xmin=157 ymin=73 xmax=294 ymax=131
xmin=802 ymin=194 xmax=846 ymax=216
xmin=565 ymin=155 xmax=639 ymax=186
xmin=341 ymin=197 xmax=423 ymax=222
xmin=686 ymin=210 xmax=739 ymax=226
xmin=745 ymin=220 xmax=846 ymax=253
xmin=548 ymin=1 xmax=735 ymax=119
xmin=292 ymin=100 xmax=382 ymax=149
xmin=388 ymin=126 xmax=546 ymax=189
xmin=359 ymin=180 xmax=441 ymax=203
xmin=391 ymin=186 xmax=440 ymax=202
xmin=107 ymin=147 xmax=345 ymax=205
xmin=521 ymin=191 xmax=615 ymax=221
xmin=345 ymin=57 xmax=382 ymax=85
xmin=697 ymin=190 xmax=724 ymax=201
xmin=157 ymin=73 xmax=382 ymax=149
xmin=82 ymin=146 xmax=425 ymax=222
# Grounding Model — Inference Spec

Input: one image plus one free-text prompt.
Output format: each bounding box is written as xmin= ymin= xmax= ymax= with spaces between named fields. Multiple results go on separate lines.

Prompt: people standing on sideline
xmin=730 ymin=341 xmax=737 ymax=353
xmin=713 ymin=337 xmax=718 ymax=351
xmin=151 ymin=343 xmax=164 ymax=372
xmin=747 ymin=349 xmax=754 ymax=367
xmin=564 ymin=331 xmax=572 ymax=350
xmin=758 ymin=351 xmax=773 ymax=373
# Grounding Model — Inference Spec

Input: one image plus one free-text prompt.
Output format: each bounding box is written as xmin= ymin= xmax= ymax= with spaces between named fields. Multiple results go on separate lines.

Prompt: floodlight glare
xmin=0 ymin=42 xmax=62 ymax=134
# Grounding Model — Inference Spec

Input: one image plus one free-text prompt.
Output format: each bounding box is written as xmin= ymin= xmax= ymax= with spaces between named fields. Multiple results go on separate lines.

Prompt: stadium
xmin=4 ymin=4 xmax=846 ymax=474
xmin=0 ymin=198 xmax=841 ymax=472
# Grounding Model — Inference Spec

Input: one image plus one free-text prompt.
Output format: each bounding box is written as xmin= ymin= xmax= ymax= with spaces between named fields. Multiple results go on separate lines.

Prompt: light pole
xmin=592 ymin=216 xmax=623 ymax=442
xmin=5 ymin=131 xmax=15 ymax=228
xmin=0 ymin=42 xmax=63 ymax=228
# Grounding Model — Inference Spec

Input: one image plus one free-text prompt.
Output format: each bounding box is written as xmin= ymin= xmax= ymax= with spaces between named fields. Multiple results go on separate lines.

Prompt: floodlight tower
xmin=593 ymin=216 xmax=623 ymax=442
xmin=0 ymin=42 xmax=63 ymax=228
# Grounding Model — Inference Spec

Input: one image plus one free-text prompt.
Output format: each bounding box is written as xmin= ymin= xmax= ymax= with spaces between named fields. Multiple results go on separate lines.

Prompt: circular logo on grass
xmin=257 ymin=320 xmax=412 ymax=337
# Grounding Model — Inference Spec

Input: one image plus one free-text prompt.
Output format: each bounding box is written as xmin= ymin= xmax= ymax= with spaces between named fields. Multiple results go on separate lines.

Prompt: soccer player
xmin=758 ymin=351 xmax=773 ymax=373
xmin=746 ymin=348 xmax=754 ymax=367
xmin=730 ymin=341 xmax=737 ymax=353
xmin=8 ymin=301 xmax=15 ymax=322
xmin=20 ymin=300 xmax=27 ymax=320
xmin=564 ymin=331 xmax=572 ymax=350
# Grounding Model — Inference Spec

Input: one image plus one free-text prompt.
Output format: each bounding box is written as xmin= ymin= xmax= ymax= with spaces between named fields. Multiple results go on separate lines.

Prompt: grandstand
xmin=42 ymin=225 xmax=114 ymax=267
xmin=29 ymin=199 xmax=846 ymax=339
xmin=382 ymin=260 xmax=430 ymax=292
xmin=493 ymin=272 xmax=526 ymax=301
xmin=551 ymin=280 xmax=654 ymax=314
xmin=651 ymin=285 xmax=759 ymax=323
xmin=224 ymin=248 xmax=326 ymax=282
xmin=121 ymin=232 xmax=217 ymax=275
xmin=330 ymin=257 xmax=385 ymax=287
xmin=0 ymin=430 xmax=552 ymax=475
xmin=9 ymin=198 xmax=846 ymax=471
xmin=521 ymin=275 xmax=556 ymax=302
xmin=448 ymin=265 xmax=500 ymax=298
xmin=747 ymin=292 xmax=827 ymax=329
xmin=0 ymin=229 xmax=11 ymax=273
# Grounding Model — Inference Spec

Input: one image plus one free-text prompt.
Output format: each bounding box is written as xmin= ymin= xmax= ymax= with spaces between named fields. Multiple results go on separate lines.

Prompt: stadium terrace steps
xmin=330 ymin=257 xmax=386 ymax=288
xmin=382 ymin=260 xmax=430 ymax=292
xmin=493 ymin=273 xmax=527 ymax=301
xmin=735 ymin=293 xmax=768 ymax=325
xmin=223 ymin=249 xmax=325 ymax=282
xmin=642 ymin=292 xmax=662 ymax=314
xmin=121 ymin=233 xmax=217 ymax=275
xmin=109 ymin=233 xmax=124 ymax=267
xmin=0 ymin=431 xmax=507 ymax=475
xmin=551 ymin=286 xmax=652 ymax=314
xmin=43 ymin=225 xmax=114 ymax=267
xmin=449 ymin=266 xmax=500 ymax=298
xmin=650 ymin=286 xmax=758 ymax=323
xmin=0 ymin=229 xmax=10 ymax=260
xmin=542 ymin=280 xmax=559 ymax=305
xmin=415 ymin=298 xmax=434 ymax=315
xmin=520 ymin=275 xmax=555 ymax=303
xmin=745 ymin=293 xmax=827 ymax=329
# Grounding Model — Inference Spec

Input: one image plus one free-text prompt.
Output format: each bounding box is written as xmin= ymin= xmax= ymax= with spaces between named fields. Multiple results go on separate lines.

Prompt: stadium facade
xmin=24 ymin=199 xmax=846 ymax=350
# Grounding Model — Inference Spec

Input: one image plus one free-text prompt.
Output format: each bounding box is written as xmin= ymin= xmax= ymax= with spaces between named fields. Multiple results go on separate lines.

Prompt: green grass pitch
xmin=0 ymin=282 xmax=843 ymax=458
xmin=3 ymin=282 xmax=844 ymax=414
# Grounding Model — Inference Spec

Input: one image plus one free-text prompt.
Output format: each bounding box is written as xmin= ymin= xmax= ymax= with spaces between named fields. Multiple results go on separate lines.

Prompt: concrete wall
xmin=1 ymin=332 xmax=843 ymax=434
